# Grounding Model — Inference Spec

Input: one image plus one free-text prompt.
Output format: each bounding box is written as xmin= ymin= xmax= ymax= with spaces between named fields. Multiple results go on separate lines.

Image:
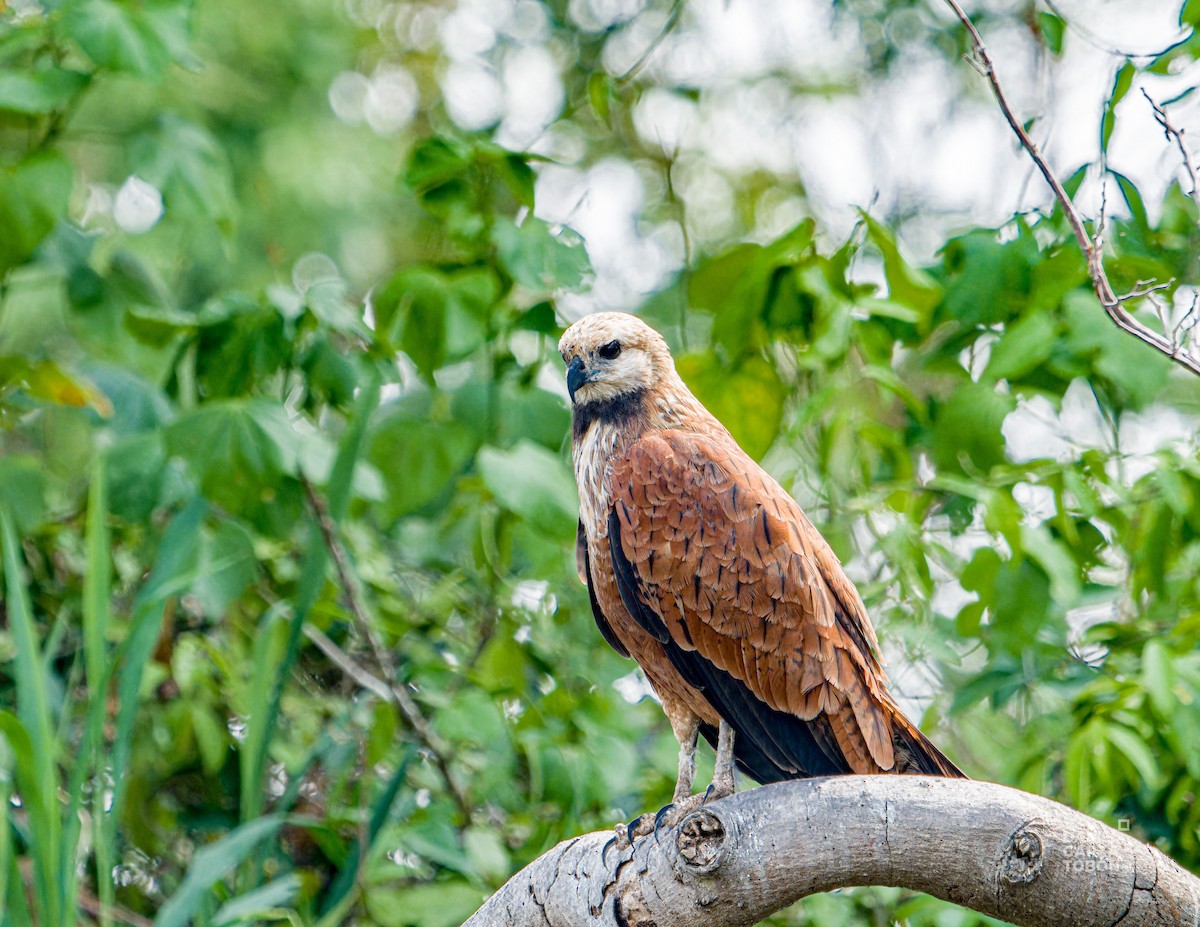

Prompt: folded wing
xmin=606 ymin=429 xmax=961 ymax=779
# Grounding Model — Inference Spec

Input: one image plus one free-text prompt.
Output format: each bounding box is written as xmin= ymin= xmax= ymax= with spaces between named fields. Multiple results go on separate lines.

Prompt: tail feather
xmin=891 ymin=713 xmax=966 ymax=778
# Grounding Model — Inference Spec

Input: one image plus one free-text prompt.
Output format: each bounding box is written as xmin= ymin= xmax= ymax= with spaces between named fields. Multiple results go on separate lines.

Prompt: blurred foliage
xmin=0 ymin=0 xmax=1199 ymax=926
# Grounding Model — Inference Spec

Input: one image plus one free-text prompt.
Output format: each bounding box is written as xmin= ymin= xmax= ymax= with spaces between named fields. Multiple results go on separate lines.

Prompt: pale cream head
xmin=558 ymin=312 xmax=674 ymax=406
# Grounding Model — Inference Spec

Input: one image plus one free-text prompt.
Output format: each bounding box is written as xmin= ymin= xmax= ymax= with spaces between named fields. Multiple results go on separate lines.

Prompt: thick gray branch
xmin=464 ymin=776 xmax=1200 ymax=927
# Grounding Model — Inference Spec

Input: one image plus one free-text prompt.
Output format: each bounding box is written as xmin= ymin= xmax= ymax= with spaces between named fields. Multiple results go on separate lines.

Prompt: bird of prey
xmin=560 ymin=312 xmax=962 ymax=829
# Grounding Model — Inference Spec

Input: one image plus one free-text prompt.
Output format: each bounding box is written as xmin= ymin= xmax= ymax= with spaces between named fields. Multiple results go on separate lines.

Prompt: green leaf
xmin=0 ymin=151 xmax=73 ymax=274
xmin=1103 ymin=723 xmax=1161 ymax=789
xmin=213 ymin=874 xmax=302 ymax=926
xmin=1038 ymin=12 xmax=1065 ymax=54
xmin=367 ymin=393 xmax=480 ymax=522
xmin=192 ymin=518 xmax=257 ymax=617
xmin=930 ymin=382 xmax=1016 ymax=474
xmin=477 ymin=441 xmax=576 ymax=536
xmin=937 ymin=228 xmax=1037 ymax=327
xmin=689 ymin=221 xmax=816 ymax=355
xmin=0 ymin=514 xmax=61 ymax=924
xmin=463 ymin=827 xmax=510 ymax=884
xmin=64 ymin=0 xmax=177 ymax=79
xmin=1101 ymin=61 xmax=1135 ymax=153
xmin=365 ymin=881 xmax=484 ymax=927
xmin=0 ymin=456 xmax=47 ymax=533
xmin=320 ymin=749 xmax=414 ymax=917
xmin=1141 ymin=639 xmax=1175 ymax=715
xmin=1020 ymin=524 xmax=1081 ymax=606
xmin=587 ymin=72 xmax=613 ymax=122
xmin=1111 ymin=170 xmax=1148 ymax=230
xmin=374 ymin=265 xmax=499 ymax=377
xmin=165 ymin=399 xmax=302 ymax=506
xmin=189 ymin=704 xmax=228 ymax=775
xmin=492 ymin=218 xmax=592 ymax=294
xmin=1062 ymin=291 xmax=1170 ymax=407
xmin=862 ymin=213 xmax=942 ymax=321
xmin=131 ymin=116 xmax=236 ymax=224
xmin=0 ymin=68 xmax=90 ymax=115
xmin=153 ymin=816 xmax=284 ymax=927
xmin=983 ymin=312 xmax=1058 ymax=382
xmin=675 ymin=352 xmax=784 ymax=459
xmin=403 ymin=135 xmax=471 ymax=192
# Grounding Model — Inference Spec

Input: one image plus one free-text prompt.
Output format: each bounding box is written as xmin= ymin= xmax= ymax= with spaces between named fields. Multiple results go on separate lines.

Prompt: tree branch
xmin=944 ymin=0 xmax=1200 ymax=378
xmin=301 ymin=478 xmax=473 ymax=824
xmin=1142 ymin=87 xmax=1200 ymax=202
xmin=464 ymin=776 xmax=1200 ymax=927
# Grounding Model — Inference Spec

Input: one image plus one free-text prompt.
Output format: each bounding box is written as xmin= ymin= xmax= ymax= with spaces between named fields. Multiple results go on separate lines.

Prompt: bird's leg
xmin=647 ymin=720 xmax=736 ymax=838
xmin=708 ymin=719 xmax=737 ymax=800
xmin=609 ymin=703 xmax=702 ymax=853
xmin=672 ymin=718 xmax=700 ymax=805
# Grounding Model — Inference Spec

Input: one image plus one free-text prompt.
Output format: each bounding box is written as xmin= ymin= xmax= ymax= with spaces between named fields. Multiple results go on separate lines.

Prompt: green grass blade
xmin=238 ymin=602 xmax=290 ymax=823
xmin=319 ymin=746 xmax=414 ymax=917
xmin=0 ymin=731 xmax=12 ymax=923
xmin=327 ymin=370 xmax=379 ymax=520
xmin=3 ymin=848 xmax=33 ymax=927
xmin=108 ymin=496 xmax=206 ymax=820
xmin=82 ymin=457 xmax=110 ymax=707
xmin=152 ymin=815 xmax=284 ymax=927
xmin=242 ymin=377 xmax=378 ymax=827
xmin=0 ymin=508 xmax=61 ymax=925
xmin=65 ymin=459 xmax=114 ymax=927
xmin=241 ymin=533 xmax=324 ymax=826
xmin=212 ymin=873 xmax=302 ymax=926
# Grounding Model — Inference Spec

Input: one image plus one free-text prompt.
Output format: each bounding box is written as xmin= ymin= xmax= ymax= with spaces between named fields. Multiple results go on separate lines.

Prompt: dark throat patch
xmin=572 ymin=388 xmax=647 ymax=441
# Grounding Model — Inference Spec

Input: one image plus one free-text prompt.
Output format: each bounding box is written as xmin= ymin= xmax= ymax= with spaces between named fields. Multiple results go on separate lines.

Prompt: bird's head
xmin=557 ymin=312 xmax=673 ymax=406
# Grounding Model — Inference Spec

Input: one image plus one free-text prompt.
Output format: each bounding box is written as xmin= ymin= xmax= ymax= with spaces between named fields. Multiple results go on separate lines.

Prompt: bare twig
xmin=618 ymin=0 xmax=685 ymax=85
xmin=77 ymin=889 xmax=154 ymax=927
xmin=1117 ymin=278 xmax=1175 ymax=302
xmin=1142 ymin=87 xmax=1200 ymax=201
xmin=302 ymin=479 xmax=473 ymax=823
xmin=303 ymin=624 xmax=394 ymax=703
xmin=944 ymin=0 xmax=1200 ymax=376
xmin=1176 ymin=292 xmax=1200 ymax=353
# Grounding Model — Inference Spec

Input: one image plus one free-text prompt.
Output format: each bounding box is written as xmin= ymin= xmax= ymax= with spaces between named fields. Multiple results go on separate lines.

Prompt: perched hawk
xmin=560 ymin=312 xmax=962 ymax=822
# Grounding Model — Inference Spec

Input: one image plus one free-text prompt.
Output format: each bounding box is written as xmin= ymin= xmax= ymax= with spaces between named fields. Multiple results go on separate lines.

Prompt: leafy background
xmin=1 ymin=0 xmax=1200 ymax=925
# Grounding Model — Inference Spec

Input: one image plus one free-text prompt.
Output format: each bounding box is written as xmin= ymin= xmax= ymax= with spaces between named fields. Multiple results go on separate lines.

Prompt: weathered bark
xmin=464 ymin=776 xmax=1200 ymax=927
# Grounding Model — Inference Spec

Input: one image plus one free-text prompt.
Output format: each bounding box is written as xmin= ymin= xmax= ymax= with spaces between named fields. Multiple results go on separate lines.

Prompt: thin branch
xmin=464 ymin=776 xmax=1200 ymax=927
xmin=944 ymin=0 xmax=1200 ymax=377
xmin=77 ymin=889 xmax=154 ymax=927
xmin=1142 ymin=87 xmax=1200 ymax=201
xmin=618 ymin=0 xmax=685 ymax=85
xmin=301 ymin=478 xmax=473 ymax=823
xmin=1117 ymin=278 xmax=1175 ymax=302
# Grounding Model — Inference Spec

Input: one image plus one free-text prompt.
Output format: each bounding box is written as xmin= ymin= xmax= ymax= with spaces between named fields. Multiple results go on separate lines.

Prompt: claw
xmin=654 ymin=803 xmax=676 ymax=831
xmin=601 ymin=835 xmax=619 ymax=867
xmin=702 ymin=783 xmax=715 ymax=804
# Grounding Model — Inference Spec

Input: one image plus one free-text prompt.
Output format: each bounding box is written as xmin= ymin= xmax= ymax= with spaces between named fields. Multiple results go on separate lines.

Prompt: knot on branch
xmin=676 ymin=809 xmax=727 ymax=874
xmin=1002 ymin=823 xmax=1045 ymax=884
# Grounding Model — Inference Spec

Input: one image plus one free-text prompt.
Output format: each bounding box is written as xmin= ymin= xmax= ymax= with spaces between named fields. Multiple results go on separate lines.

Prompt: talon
xmin=654 ymin=803 xmax=676 ymax=829
xmin=702 ymin=784 xmax=715 ymax=803
xmin=601 ymin=835 xmax=619 ymax=866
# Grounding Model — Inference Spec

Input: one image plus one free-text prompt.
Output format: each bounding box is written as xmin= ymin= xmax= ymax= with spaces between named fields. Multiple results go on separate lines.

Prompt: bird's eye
xmin=598 ymin=340 xmax=622 ymax=360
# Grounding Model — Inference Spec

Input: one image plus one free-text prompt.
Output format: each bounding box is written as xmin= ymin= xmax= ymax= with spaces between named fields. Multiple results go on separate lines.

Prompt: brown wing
xmin=607 ymin=429 xmax=949 ymax=777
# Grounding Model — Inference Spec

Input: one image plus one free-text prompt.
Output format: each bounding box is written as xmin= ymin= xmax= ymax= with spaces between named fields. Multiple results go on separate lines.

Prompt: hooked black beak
xmin=566 ymin=356 xmax=588 ymax=403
